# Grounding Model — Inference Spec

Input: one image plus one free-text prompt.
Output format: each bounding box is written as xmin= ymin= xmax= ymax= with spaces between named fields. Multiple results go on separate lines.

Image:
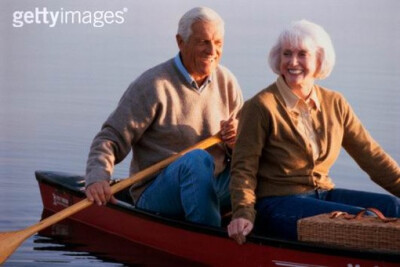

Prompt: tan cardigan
xmin=86 ymin=58 xmax=243 ymax=202
xmin=230 ymin=82 xmax=400 ymax=223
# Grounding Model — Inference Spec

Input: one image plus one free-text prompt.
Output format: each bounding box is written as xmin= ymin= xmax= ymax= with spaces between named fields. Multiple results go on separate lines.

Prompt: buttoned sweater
xmin=230 ymin=82 xmax=400 ymax=223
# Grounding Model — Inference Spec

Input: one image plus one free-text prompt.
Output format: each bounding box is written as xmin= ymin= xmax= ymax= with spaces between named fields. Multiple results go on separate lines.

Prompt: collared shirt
xmin=174 ymin=53 xmax=212 ymax=93
xmin=276 ymin=76 xmax=321 ymax=160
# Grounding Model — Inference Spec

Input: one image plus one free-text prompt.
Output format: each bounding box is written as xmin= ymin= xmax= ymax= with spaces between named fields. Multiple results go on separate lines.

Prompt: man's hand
xmin=220 ymin=116 xmax=238 ymax=149
xmin=227 ymin=218 xmax=254 ymax=245
xmin=86 ymin=180 xmax=117 ymax=206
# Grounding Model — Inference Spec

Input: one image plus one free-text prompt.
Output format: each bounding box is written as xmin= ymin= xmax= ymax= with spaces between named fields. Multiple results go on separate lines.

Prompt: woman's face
xmin=279 ymin=40 xmax=319 ymax=91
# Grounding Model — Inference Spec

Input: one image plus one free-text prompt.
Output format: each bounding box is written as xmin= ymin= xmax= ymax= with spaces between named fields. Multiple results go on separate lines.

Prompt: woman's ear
xmin=314 ymin=48 xmax=323 ymax=79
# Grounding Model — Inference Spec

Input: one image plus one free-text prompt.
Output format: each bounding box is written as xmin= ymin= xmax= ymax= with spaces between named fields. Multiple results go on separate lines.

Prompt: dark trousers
xmin=255 ymin=188 xmax=400 ymax=240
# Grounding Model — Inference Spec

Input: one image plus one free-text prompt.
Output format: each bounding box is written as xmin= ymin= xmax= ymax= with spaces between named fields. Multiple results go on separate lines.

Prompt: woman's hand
xmin=86 ymin=180 xmax=117 ymax=206
xmin=227 ymin=218 xmax=254 ymax=245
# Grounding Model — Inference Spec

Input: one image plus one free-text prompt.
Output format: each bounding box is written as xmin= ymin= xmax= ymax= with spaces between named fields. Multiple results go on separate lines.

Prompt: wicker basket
xmin=297 ymin=208 xmax=400 ymax=253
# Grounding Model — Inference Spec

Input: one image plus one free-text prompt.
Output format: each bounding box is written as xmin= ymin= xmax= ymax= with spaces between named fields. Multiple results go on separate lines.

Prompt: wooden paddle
xmin=0 ymin=133 xmax=222 ymax=264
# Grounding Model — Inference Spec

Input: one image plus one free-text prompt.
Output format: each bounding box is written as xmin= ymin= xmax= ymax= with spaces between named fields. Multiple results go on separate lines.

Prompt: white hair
xmin=268 ymin=19 xmax=336 ymax=79
xmin=177 ymin=7 xmax=225 ymax=42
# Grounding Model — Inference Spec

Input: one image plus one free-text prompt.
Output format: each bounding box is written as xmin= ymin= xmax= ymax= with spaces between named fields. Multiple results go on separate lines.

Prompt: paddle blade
xmin=0 ymin=199 xmax=93 ymax=264
xmin=0 ymin=230 xmax=29 ymax=264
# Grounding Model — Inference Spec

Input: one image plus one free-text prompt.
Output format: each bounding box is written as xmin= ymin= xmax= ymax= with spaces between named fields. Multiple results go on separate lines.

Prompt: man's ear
xmin=176 ymin=34 xmax=184 ymax=50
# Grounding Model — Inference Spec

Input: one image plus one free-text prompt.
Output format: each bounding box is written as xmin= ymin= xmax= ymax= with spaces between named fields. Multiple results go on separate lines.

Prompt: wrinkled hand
xmin=86 ymin=180 xmax=117 ymax=206
xmin=220 ymin=116 xmax=238 ymax=149
xmin=227 ymin=218 xmax=254 ymax=245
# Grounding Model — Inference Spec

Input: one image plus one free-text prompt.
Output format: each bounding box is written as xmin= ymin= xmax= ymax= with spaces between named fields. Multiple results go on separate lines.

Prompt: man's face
xmin=177 ymin=20 xmax=223 ymax=85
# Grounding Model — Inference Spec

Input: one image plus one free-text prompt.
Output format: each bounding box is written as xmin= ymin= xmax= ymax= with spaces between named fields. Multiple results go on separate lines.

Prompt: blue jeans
xmin=136 ymin=149 xmax=230 ymax=227
xmin=255 ymin=188 xmax=400 ymax=240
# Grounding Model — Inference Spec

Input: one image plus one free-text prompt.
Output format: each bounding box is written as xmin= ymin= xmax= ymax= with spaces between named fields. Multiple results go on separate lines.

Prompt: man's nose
xmin=206 ymin=42 xmax=216 ymax=55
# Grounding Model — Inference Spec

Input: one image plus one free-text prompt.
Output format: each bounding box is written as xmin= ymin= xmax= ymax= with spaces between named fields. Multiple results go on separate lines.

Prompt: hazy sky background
xmin=1 ymin=0 xmax=399 ymax=195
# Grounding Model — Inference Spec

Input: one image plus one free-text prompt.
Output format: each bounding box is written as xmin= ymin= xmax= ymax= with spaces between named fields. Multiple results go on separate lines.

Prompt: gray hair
xmin=177 ymin=7 xmax=225 ymax=42
xmin=268 ymin=20 xmax=336 ymax=79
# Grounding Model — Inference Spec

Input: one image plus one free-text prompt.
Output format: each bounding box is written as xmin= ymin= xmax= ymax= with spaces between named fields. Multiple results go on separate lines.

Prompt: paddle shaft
xmin=110 ymin=133 xmax=222 ymax=194
xmin=0 ymin=133 xmax=222 ymax=264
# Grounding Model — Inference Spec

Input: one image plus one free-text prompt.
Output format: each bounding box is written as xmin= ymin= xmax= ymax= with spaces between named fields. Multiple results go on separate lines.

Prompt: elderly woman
xmin=228 ymin=20 xmax=400 ymax=243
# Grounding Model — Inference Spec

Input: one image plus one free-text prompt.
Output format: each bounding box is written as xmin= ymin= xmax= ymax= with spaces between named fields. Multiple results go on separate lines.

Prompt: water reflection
xmin=35 ymin=210 xmax=203 ymax=266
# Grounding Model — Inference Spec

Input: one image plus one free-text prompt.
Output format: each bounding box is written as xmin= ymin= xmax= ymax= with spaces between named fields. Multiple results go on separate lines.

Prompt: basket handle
xmin=329 ymin=208 xmax=397 ymax=223
xmin=329 ymin=211 xmax=351 ymax=219
xmin=354 ymin=208 xmax=397 ymax=223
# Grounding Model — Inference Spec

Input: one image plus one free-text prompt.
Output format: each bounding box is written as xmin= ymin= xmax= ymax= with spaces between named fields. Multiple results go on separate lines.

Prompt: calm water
xmin=1 ymin=0 xmax=399 ymax=265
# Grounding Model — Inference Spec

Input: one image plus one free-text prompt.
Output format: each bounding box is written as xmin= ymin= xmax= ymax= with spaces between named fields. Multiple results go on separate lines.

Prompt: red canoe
xmin=36 ymin=171 xmax=400 ymax=266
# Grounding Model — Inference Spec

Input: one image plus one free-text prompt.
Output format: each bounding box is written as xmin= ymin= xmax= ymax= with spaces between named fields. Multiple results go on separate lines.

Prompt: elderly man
xmin=85 ymin=7 xmax=243 ymax=227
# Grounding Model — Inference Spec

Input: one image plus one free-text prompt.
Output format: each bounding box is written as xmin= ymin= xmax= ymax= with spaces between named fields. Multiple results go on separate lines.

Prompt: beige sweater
xmin=86 ymin=58 xmax=243 ymax=202
xmin=230 ymin=82 xmax=400 ymax=223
